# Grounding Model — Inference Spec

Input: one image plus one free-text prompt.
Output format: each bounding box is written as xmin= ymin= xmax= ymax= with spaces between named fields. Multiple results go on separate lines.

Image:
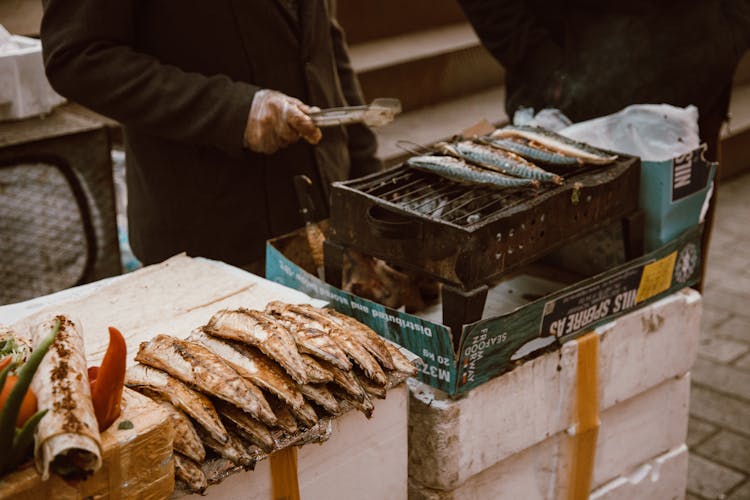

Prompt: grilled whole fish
xmin=270 ymin=303 xmax=388 ymax=386
xmin=479 ymin=136 xmax=581 ymax=167
xmin=136 ymin=334 xmax=277 ymax=426
xmin=205 ymin=309 xmax=308 ymax=385
xmin=491 ymin=125 xmax=618 ymax=165
xmin=317 ymin=308 xmax=395 ymax=371
xmin=317 ymin=359 xmax=366 ymax=403
xmin=266 ymin=302 xmax=352 ymax=371
xmin=300 ymin=384 xmax=341 ymax=415
xmin=196 ymin=425 xmax=255 ymax=468
xmin=332 ymin=386 xmax=374 ymax=419
xmin=174 ymin=453 xmax=208 ymax=494
xmin=126 ymin=364 xmax=228 ymax=444
xmin=301 ymin=354 xmax=335 ymax=384
xmin=289 ymin=400 xmax=319 ymax=428
xmin=407 ymin=155 xmax=539 ymax=189
xmin=188 ymin=329 xmax=304 ymax=411
xmin=441 ymin=141 xmax=563 ymax=185
xmin=214 ymin=400 xmax=276 ymax=453
xmin=267 ymin=396 xmax=300 ymax=436
xmin=354 ymin=373 xmax=387 ymax=400
xmin=155 ymin=400 xmax=205 ymax=463
xmin=383 ymin=341 xmax=418 ymax=376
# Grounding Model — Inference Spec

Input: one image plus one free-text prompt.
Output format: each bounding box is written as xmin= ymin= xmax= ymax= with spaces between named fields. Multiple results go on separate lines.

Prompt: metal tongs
xmin=309 ymin=98 xmax=402 ymax=128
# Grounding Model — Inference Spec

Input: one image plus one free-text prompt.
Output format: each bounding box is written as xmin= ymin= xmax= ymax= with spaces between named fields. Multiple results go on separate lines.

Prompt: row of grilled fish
xmin=124 ymin=301 xmax=416 ymax=493
xmin=406 ymin=125 xmax=618 ymax=190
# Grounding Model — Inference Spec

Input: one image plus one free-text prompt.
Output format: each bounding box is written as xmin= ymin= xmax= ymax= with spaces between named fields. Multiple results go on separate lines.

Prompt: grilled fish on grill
xmin=174 ymin=453 xmax=208 ymax=494
xmin=301 ymin=354 xmax=335 ymax=384
xmin=440 ymin=141 xmax=563 ymax=185
xmin=188 ymin=329 xmax=305 ymax=411
xmin=479 ymin=136 xmax=581 ymax=167
xmin=205 ymin=309 xmax=308 ymax=385
xmin=491 ymin=125 xmax=618 ymax=165
xmin=268 ymin=302 xmax=388 ymax=386
xmin=136 ymin=334 xmax=277 ymax=426
xmin=266 ymin=301 xmax=352 ymax=371
xmin=407 ymin=155 xmax=540 ymax=189
xmin=300 ymin=384 xmax=341 ymax=415
xmin=126 ymin=364 xmax=229 ymax=444
xmin=155 ymin=400 xmax=206 ymax=463
xmin=214 ymin=400 xmax=276 ymax=453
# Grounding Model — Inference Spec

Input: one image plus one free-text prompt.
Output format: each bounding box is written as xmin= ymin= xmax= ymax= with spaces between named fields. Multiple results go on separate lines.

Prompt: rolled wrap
xmin=31 ymin=315 xmax=102 ymax=480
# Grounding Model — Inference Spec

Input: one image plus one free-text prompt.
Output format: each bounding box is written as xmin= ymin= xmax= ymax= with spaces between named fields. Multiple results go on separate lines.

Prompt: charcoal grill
xmin=324 ymin=155 xmax=643 ymax=344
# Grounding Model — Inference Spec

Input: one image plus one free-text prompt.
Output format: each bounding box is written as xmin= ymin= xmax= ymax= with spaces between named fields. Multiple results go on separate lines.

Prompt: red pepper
xmin=88 ymin=327 xmax=127 ymax=432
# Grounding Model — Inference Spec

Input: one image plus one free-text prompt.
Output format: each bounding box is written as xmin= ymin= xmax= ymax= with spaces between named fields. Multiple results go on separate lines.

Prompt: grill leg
xmin=323 ymin=239 xmax=345 ymax=288
xmin=622 ymin=210 xmax=645 ymax=260
xmin=442 ymin=284 xmax=489 ymax=348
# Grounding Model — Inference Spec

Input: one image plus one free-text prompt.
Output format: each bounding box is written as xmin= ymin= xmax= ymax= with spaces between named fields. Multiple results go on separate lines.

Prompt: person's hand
xmin=244 ymin=89 xmax=323 ymax=154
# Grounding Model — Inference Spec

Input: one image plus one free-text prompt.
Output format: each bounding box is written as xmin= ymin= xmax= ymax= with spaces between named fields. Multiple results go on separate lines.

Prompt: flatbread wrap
xmin=31 ymin=315 xmax=102 ymax=480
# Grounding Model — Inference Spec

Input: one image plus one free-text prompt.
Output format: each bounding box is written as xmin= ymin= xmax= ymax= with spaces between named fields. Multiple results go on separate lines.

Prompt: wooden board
xmin=0 ymin=388 xmax=174 ymax=499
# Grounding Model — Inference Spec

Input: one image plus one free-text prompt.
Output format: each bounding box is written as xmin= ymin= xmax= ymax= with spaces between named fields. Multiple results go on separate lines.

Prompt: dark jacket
xmin=458 ymin=0 xmax=750 ymax=153
xmin=40 ymin=0 xmax=380 ymax=266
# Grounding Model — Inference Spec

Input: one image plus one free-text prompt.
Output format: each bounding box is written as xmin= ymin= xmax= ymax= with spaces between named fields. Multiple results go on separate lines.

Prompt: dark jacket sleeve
xmin=328 ymin=13 xmax=383 ymax=177
xmin=457 ymin=0 xmax=564 ymax=81
xmin=40 ymin=0 xmax=258 ymax=157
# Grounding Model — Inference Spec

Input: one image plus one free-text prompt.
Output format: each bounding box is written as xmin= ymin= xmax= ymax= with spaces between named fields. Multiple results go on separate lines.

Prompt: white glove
xmin=244 ymin=89 xmax=322 ymax=154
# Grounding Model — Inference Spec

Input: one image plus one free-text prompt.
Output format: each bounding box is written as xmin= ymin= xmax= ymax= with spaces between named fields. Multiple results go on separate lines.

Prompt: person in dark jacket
xmin=40 ymin=0 xmax=380 ymax=270
xmin=457 ymin=0 xmax=750 ymax=160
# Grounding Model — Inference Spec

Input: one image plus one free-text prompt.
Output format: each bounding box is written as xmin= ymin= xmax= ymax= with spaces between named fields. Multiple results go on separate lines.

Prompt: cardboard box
xmin=0 ymin=388 xmax=175 ymax=500
xmin=266 ymin=224 xmax=703 ymax=396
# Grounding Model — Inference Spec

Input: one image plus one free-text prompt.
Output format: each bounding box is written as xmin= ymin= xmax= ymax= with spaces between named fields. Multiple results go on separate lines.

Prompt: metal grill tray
xmin=327 ymin=155 xmax=641 ymax=289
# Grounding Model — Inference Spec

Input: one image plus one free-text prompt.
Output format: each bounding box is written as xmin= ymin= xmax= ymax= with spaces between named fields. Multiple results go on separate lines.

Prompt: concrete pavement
xmin=687 ymin=170 xmax=750 ymax=499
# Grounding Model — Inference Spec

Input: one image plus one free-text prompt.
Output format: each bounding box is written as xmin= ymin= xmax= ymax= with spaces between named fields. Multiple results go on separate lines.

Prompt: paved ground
xmin=686 ymin=170 xmax=750 ymax=499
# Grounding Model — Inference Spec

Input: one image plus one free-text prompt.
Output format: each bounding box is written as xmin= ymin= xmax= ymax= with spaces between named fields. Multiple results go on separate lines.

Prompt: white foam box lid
xmin=408 ymin=289 xmax=700 ymax=490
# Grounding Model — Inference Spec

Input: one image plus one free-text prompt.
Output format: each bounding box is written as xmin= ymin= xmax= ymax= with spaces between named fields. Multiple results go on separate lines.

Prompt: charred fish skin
xmin=289 ymin=400 xmax=319 ymax=429
xmin=125 ymin=364 xmax=229 ymax=444
xmin=317 ymin=359 xmax=366 ymax=403
xmin=205 ymin=309 xmax=308 ymax=385
xmin=317 ymin=308 xmax=395 ymax=371
xmin=214 ymin=400 xmax=276 ymax=454
xmin=135 ymin=334 xmax=277 ymax=426
xmin=155 ymin=400 xmax=206 ymax=463
xmin=196 ymin=425 xmax=255 ymax=468
xmin=300 ymin=384 xmax=341 ymax=415
xmin=383 ymin=341 xmax=418 ymax=377
xmin=274 ymin=303 xmax=388 ymax=387
xmin=491 ymin=125 xmax=618 ymax=165
xmin=407 ymin=155 xmax=540 ymax=189
xmin=174 ymin=453 xmax=208 ymax=494
xmin=444 ymin=141 xmax=563 ymax=185
xmin=301 ymin=354 xmax=335 ymax=384
xmin=331 ymin=386 xmax=375 ymax=419
xmin=188 ymin=329 xmax=305 ymax=411
xmin=265 ymin=301 xmax=352 ymax=371
xmin=479 ymin=136 xmax=581 ymax=167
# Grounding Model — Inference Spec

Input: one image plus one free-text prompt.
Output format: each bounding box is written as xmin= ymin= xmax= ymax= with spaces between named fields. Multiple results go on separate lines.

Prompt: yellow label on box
xmin=636 ymin=252 xmax=677 ymax=303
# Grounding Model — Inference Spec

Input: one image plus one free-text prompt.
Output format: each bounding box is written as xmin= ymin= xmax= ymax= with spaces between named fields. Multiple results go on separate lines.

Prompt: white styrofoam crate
xmin=408 ymin=289 xmax=700 ymax=490
xmin=180 ymin=383 xmax=408 ymax=500
xmin=409 ymin=373 xmax=690 ymax=499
